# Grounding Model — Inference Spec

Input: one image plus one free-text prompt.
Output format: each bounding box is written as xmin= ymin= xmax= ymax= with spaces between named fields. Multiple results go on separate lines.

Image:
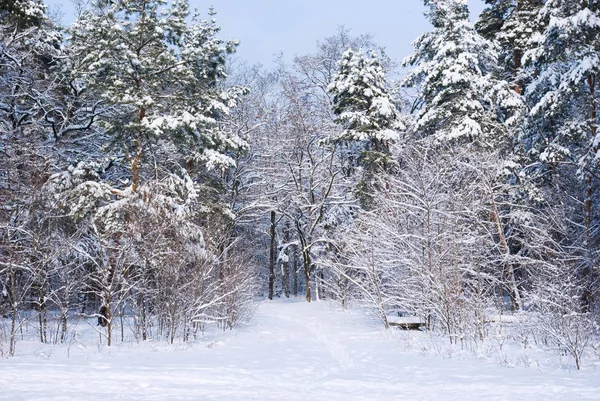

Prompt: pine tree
xmin=329 ymin=48 xmax=403 ymax=207
xmin=476 ymin=0 xmax=545 ymax=94
xmin=523 ymin=0 xmax=600 ymax=309
xmin=476 ymin=0 xmax=514 ymax=41
xmin=47 ymin=0 xmax=252 ymax=344
xmin=61 ymin=0 xmax=249 ymax=241
xmin=403 ymin=0 xmax=519 ymax=146
xmin=329 ymin=48 xmax=402 ymax=155
xmin=0 ymin=0 xmax=46 ymax=29
xmin=402 ymin=0 xmax=528 ymax=310
xmin=68 ymin=0 xmax=246 ymax=192
xmin=523 ymin=0 xmax=599 ymax=177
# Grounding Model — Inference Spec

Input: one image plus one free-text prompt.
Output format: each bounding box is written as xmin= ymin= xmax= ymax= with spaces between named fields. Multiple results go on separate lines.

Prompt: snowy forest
xmin=1 ymin=0 xmax=599 ymax=375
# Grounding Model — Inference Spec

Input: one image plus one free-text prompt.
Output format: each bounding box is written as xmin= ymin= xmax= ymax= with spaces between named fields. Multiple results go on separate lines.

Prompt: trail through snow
xmin=1 ymin=299 xmax=599 ymax=400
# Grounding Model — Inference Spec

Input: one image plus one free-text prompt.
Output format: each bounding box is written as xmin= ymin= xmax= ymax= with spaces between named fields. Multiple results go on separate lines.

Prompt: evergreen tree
xmin=522 ymin=0 xmax=600 ymax=309
xmin=476 ymin=0 xmax=514 ymax=41
xmin=523 ymin=0 xmax=599 ymax=178
xmin=476 ymin=0 xmax=545 ymax=94
xmin=67 ymin=0 xmax=246 ymax=192
xmin=402 ymin=0 xmax=528 ymax=310
xmin=403 ymin=0 xmax=519 ymax=146
xmin=0 ymin=0 xmax=46 ymax=29
xmin=329 ymin=48 xmax=402 ymax=156
xmin=329 ymin=48 xmax=403 ymax=207
xmin=60 ymin=0 xmax=249 ymax=235
xmin=45 ymin=0 xmax=252 ymax=344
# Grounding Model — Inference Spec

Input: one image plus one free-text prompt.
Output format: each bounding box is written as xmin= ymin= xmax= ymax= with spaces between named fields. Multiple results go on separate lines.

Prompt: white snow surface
xmin=1 ymin=299 xmax=599 ymax=400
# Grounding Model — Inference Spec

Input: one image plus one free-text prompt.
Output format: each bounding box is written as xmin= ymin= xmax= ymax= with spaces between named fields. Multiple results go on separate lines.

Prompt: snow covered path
xmin=1 ymin=299 xmax=599 ymax=400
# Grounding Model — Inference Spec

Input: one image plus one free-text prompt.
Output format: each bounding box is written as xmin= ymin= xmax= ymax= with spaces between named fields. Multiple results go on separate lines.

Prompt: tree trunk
xmin=304 ymin=255 xmax=311 ymax=303
xmin=583 ymin=74 xmax=597 ymax=310
xmin=106 ymin=302 xmax=112 ymax=347
xmin=38 ymin=287 xmax=47 ymax=344
xmin=292 ymin=245 xmax=298 ymax=297
xmin=8 ymin=268 xmax=17 ymax=356
xmin=295 ymin=220 xmax=312 ymax=302
xmin=513 ymin=48 xmax=522 ymax=95
xmin=315 ymin=270 xmax=320 ymax=301
xmin=268 ymin=210 xmax=276 ymax=300
xmin=120 ymin=305 xmax=124 ymax=343
xmin=9 ymin=304 xmax=17 ymax=357
xmin=282 ymin=222 xmax=291 ymax=298
xmin=318 ymin=270 xmax=325 ymax=299
xmin=60 ymin=310 xmax=68 ymax=344
xmin=138 ymin=293 xmax=147 ymax=341
xmin=283 ymin=254 xmax=290 ymax=299
xmin=489 ymin=188 xmax=523 ymax=310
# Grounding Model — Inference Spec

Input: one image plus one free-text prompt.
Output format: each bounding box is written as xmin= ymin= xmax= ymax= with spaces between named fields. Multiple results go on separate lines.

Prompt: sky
xmin=45 ymin=0 xmax=487 ymax=66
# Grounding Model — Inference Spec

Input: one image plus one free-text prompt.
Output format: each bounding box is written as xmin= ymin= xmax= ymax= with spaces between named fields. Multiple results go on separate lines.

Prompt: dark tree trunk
xmin=282 ymin=223 xmax=291 ymax=298
xmin=37 ymin=281 xmax=47 ymax=344
xmin=292 ymin=245 xmax=298 ymax=297
xmin=513 ymin=48 xmax=522 ymax=94
xmin=268 ymin=210 xmax=276 ymax=300
xmin=295 ymin=219 xmax=312 ymax=302
xmin=303 ymin=250 xmax=312 ymax=303
xmin=583 ymin=74 xmax=597 ymax=310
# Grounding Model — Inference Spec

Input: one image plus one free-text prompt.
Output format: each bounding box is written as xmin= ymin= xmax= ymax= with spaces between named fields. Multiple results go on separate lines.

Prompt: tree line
xmin=1 ymin=0 xmax=599 ymax=368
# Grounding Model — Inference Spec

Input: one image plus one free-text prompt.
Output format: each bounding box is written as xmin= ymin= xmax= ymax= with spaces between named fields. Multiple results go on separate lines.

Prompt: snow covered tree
xmin=0 ymin=0 xmax=62 ymax=143
xmin=329 ymin=48 xmax=402 ymax=153
xmin=28 ymin=1 xmax=256 ymax=345
xmin=476 ymin=0 xmax=545 ymax=94
xmin=223 ymin=32 xmax=383 ymax=303
xmin=329 ymin=49 xmax=403 ymax=208
xmin=522 ymin=0 xmax=600 ymax=311
xmin=401 ymin=0 xmax=533 ymax=313
xmin=0 ymin=0 xmax=66 ymax=355
xmin=294 ymin=26 xmax=392 ymax=113
xmin=271 ymin=72 xmax=346 ymax=303
xmin=403 ymin=0 xmax=519 ymax=146
xmin=0 ymin=0 xmax=46 ymax=29
xmin=68 ymin=1 xmax=246 ymax=191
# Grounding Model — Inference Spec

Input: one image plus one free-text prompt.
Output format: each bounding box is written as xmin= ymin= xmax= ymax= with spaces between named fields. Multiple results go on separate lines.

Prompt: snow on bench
xmin=386 ymin=315 xmax=426 ymax=330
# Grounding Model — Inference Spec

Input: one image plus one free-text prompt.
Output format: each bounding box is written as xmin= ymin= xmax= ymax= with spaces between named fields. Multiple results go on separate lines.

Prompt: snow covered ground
xmin=1 ymin=299 xmax=599 ymax=400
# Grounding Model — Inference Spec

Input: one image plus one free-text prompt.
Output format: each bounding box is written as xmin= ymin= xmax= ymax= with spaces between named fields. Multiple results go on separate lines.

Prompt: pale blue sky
xmin=45 ymin=0 xmax=486 ymax=66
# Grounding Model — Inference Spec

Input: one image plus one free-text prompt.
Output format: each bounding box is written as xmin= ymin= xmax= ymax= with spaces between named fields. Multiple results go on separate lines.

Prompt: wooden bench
xmin=387 ymin=316 xmax=426 ymax=330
